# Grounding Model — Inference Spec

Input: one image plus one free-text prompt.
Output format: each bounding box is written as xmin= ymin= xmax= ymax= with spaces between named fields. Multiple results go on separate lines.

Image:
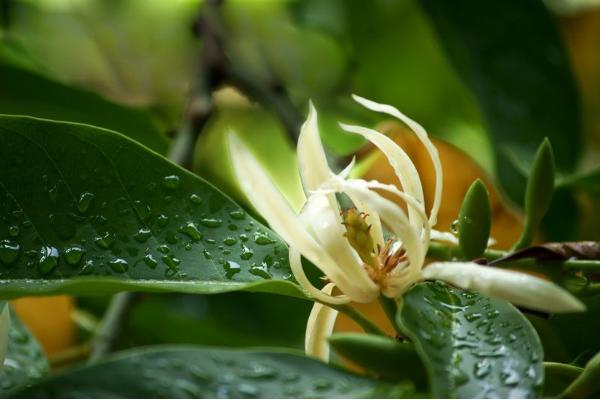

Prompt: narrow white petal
xmin=422 ymin=262 xmax=586 ymax=313
xmin=305 ymin=283 xmax=339 ymax=362
xmin=229 ymin=132 xmax=375 ymax=302
xmin=0 ymin=304 xmax=9 ymax=368
xmin=289 ymin=247 xmax=350 ymax=305
xmin=300 ymin=194 xmax=379 ymax=297
xmin=297 ymin=102 xmax=333 ymax=192
xmin=352 ymin=94 xmax=443 ymax=226
xmin=430 ymin=230 xmax=497 ymax=246
xmin=339 ymin=122 xmax=425 ymax=230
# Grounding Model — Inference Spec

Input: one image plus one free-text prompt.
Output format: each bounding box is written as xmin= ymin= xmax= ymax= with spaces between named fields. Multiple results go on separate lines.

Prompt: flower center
xmin=341 ymin=208 xmax=408 ymax=285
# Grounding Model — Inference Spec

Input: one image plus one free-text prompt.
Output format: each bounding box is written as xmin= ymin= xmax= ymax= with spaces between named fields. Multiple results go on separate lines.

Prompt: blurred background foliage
xmin=2 ymin=0 xmax=600 ymax=369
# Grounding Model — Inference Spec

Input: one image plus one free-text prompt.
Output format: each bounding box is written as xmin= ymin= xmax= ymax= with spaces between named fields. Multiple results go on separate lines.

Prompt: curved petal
xmin=300 ymin=194 xmax=378 ymax=296
xmin=305 ymin=283 xmax=339 ymax=362
xmin=289 ymin=247 xmax=350 ymax=305
xmin=352 ymin=94 xmax=443 ymax=226
xmin=229 ymin=132 xmax=376 ymax=302
xmin=422 ymin=262 xmax=586 ymax=313
xmin=297 ymin=102 xmax=333 ymax=193
xmin=339 ymin=122 xmax=425 ymax=230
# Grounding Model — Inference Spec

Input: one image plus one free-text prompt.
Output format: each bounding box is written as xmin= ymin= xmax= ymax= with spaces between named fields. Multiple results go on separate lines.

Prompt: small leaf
xmin=543 ymin=362 xmax=582 ymax=397
xmin=329 ymin=333 xmax=427 ymax=386
xmin=458 ymin=179 xmax=491 ymax=260
xmin=562 ymin=350 xmax=600 ymax=398
xmin=0 ymin=115 xmax=303 ymax=299
xmin=0 ymin=307 xmax=49 ymax=396
xmin=11 ymin=347 xmax=414 ymax=398
xmin=513 ymin=139 xmax=556 ymax=250
xmin=397 ymin=281 xmax=544 ymax=398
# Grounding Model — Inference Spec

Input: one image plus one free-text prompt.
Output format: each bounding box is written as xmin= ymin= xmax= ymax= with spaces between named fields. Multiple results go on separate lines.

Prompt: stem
xmin=378 ymin=296 xmax=401 ymax=335
xmin=333 ymin=304 xmax=387 ymax=336
xmin=88 ymin=292 xmax=134 ymax=363
xmin=50 ymin=343 xmax=91 ymax=368
xmin=427 ymin=241 xmax=600 ymax=274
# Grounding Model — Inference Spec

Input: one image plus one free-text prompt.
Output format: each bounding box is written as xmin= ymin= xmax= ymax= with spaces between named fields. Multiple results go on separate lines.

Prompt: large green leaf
xmin=418 ymin=0 xmax=582 ymax=239
xmin=0 ymin=62 xmax=169 ymax=154
xmin=0 ymin=115 xmax=303 ymax=299
xmin=11 ymin=346 xmax=414 ymax=398
xmin=397 ymin=281 xmax=543 ymax=398
xmin=0 ymin=307 xmax=49 ymax=396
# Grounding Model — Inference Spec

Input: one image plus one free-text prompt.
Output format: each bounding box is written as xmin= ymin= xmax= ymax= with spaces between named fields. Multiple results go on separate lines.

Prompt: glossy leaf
xmin=11 ymin=346 xmax=414 ymax=398
xmin=419 ymin=0 xmax=581 ymax=239
xmin=458 ymin=179 xmax=491 ymax=260
xmin=329 ymin=333 xmax=427 ymax=385
xmin=0 ymin=62 xmax=169 ymax=154
xmin=397 ymin=281 xmax=543 ymax=398
xmin=513 ymin=139 xmax=555 ymax=250
xmin=543 ymin=362 xmax=582 ymax=397
xmin=0 ymin=307 xmax=49 ymax=396
xmin=0 ymin=115 xmax=303 ymax=299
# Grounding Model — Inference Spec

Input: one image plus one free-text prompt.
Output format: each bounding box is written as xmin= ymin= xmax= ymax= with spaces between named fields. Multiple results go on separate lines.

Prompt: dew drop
xmin=162 ymin=175 xmax=180 ymax=189
xmin=254 ymin=232 xmax=275 ymax=245
xmin=162 ymin=255 xmax=180 ymax=270
xmin=8 ymin=225 xmax=19 ymax=237
xmin=450 ymin=219 xmax=460 ymax=235
xmin=77 ymin=192 xmax=95 ymax=213
xmin=179 ymin=222 xmax=203 ymax=241
xmin=203 ymin=250 xmax=212 ymax=260
xmin=157 ymin=245 xmax=170 ymax=254
xmin=108 ymin=258 xmax=129 ymax=273
xmin=242 ymin=362 xmax=277 ymax=379
xmin=143 ymin=254 xmax=158 ymax=269
xmin=134 ymin=228 xmax=152 ymax=243
xmin=229 ymin=210 xmax=245 ymax=220
xmin=0 ymin=240 xmax=20 ymax=265
xmin=189 ymin=194 xmax=202 ymax=204
xmin=450 ymin=367 xmax=469 ymax=386
xmin=223 ymin=261 xmax=241 ymax=278
xmin=38 ymin=246 xmax=59 ymax=275
xmin=240 ymin=245 xmax=254 ymax=260
xmin=313 ymin=379 xmax=332 ymax=390
xmin=157 ymin=214 xmax=169 ymax=227
xmin=200 ymin=218 xmax=222 ymax=228
xmin=94 ymin=232 xmax=115 ymax=249
xmin=500 ymin=367 xmax=520 ymax=386
xmin=223 ymin=237 xmax=237 ymax=246
xmin=237 ymin=383 xmax=258 ymax=397
xmin=80 ymin=260 xmax=94 ymax=274
xmin=64 ymin=246 xmax=85 ymax=266
xmin=474 ymin=359 xmax=491 ymax=378
xmin=249 ymin=263 xmax=271 ymax=279
xmin=48 ymin=185 xmax=58 ymax=204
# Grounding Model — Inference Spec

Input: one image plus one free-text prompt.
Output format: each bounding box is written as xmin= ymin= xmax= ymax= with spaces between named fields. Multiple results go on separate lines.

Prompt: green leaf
xmin=329 ymin=333 xmax=427 ymax=385
xmin=0 ymin=62 xmax=169 ymax=154
xmin=419 ymin=0 xmax=581 ymax=239
xmin=458 ymin=179 xmax=491 ymax=260
xmin=562 ymin=350 xmax=600 ymax=398
xmin=397 ymin=281 xmax=543 ymax=398
xmin=513 ymin=139 xmax=556 ymax=250
xmin=11 ymin=346 xmax=414 ymax=398
xmin=0 ymin=115 xmax=303 ymax=299
xmin=0 ymin=307 xmax=49 ymax=395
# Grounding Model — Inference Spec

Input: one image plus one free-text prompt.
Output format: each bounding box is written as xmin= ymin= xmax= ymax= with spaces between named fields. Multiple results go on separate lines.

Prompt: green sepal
xmin=458 ymin=179 xmax=491 ymax=260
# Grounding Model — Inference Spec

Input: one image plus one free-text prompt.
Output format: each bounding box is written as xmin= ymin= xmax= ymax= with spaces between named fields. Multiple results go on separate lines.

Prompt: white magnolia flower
xmin=228 ymin=95 xmax=585 ymax=361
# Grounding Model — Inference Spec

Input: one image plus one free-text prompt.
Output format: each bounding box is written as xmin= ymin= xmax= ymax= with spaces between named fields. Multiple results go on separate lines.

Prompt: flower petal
xmin=352 ymin=94 xmax=443 ymax=226
xmin=339 ymin=122 xmax=425 ymax=230
xmin=305 ymin=283 xmax=339 ymax=362
xmin=300 ymin=194 xmax=379 ymax=297
xmin=297 ymin=102 xmax=333 ymax=192
xmin=422 ymin=262 xmax=586 ymax=313
xmin=229 ymin=132 xmax=375 ymax=302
